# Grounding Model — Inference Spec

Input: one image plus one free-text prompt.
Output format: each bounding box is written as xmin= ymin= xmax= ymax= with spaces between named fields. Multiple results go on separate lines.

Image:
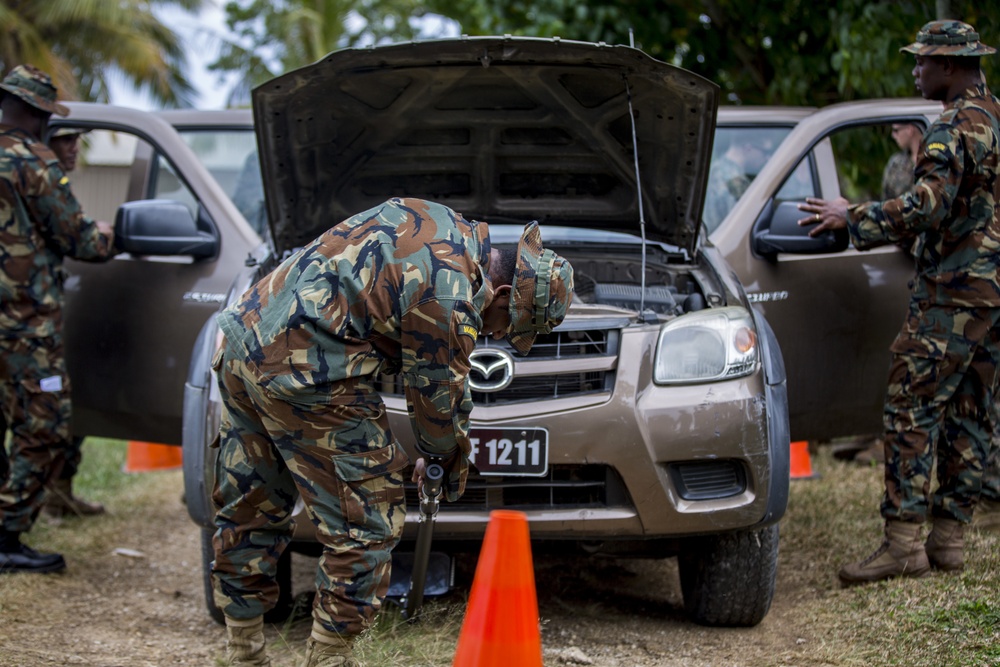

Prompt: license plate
xmin=469 ymin=428 xmax=549 ymax=477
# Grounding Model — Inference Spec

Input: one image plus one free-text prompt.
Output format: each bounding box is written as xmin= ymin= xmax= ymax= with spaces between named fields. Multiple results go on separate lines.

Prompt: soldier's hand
xmin=797 ymin=197 xmax=850 ymax=237
xmin=411 ymin=457 xmax=427 ymax=489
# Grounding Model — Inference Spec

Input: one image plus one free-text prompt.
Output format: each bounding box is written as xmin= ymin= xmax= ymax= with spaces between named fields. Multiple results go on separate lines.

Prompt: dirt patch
xmin=0 ymin=471 xmax=226 ymax=667
xmin=535 ymin=555 xmax=827 ymax=667
xmin=0 ymin=469 xmax=828 ymax=667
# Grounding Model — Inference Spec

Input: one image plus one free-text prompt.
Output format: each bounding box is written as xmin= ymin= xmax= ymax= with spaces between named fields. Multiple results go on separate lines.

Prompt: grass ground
xmin=1 ymin=439 xmax=998 ymax=666
xmin=782 ymin=447 xmax=1000 ymax=667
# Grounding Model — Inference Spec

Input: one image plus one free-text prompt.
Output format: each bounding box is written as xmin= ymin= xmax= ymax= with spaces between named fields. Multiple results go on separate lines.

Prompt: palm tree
xmin=0 ymin=0 xmax=203 ymax=107
xmin=210 ymin=0 xmax=430 ymax=107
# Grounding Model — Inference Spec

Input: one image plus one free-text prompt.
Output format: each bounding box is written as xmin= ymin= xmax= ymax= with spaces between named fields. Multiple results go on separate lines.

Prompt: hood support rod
xmin=623 ymin=72 xmax=654 ymax=323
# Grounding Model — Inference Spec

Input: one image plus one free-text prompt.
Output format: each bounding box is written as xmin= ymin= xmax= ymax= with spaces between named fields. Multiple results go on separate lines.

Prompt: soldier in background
xmin=0 ymin=66 xmax=116 ymax=574
xmin=35 ymin=126 xmax=106 ymax=519
xmin=847 ymin=123 xmax=936 ymax=467
xmin=980 ymin=439 xmax=1000 ymax=529
xmin=703 ymin=134 xmax=775 ymax=231
xmin=882 ymin=122 xmax=924 ymax=200
xmin=799 ymin=20 xmax=1000 ymax=585
xmin=857 ymin=116 xmax=1000 ymax=529
xmin=212 ymin=197 xmax=573 ymax=666
xmin=48 ymin=126 xmax=86 ymax=173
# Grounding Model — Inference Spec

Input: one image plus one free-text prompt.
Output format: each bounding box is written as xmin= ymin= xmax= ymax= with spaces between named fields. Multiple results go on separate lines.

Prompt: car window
xmin=774 ymin=156 xmax=817 ymax=201
xmin=150 ymin=152 xmax=202 ymax=220
xmin=703 ymin=126 xmax=792 ymax=234
xmin=71 ymin=129 xmax=140 ymax=222
xmin=155 ymin=129 xmax=266 ymax=236
xmin=70 ymin=127 xmax=212 ymax=262
xmin=827 ymin=122 xmax=912 ymax=203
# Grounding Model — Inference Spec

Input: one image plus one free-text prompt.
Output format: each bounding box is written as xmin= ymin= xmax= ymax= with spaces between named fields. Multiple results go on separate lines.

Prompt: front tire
xmin=678 ymin=523 xmax=779 ymax=627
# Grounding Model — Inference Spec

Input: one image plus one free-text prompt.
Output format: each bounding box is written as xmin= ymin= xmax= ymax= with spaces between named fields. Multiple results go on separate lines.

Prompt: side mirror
xmin=114 ymin=200 xmax=219 ymax=260
xmin=751 ymin=200 xmax=848 ymax=260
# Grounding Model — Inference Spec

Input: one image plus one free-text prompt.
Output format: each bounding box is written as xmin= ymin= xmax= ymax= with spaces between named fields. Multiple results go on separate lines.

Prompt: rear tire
xmin=200 ymin=527 xmax=295 ymax=625
xmin=678 ymin=523 xmax=779 ymax=627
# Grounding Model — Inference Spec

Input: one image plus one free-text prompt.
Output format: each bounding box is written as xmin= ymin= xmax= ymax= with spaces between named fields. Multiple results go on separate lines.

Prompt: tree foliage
xmin=0 ymin=0 xmax=203 ymax=106
xmin=209 ymin=0 xmax=429 ymax=106
xmin=422 ymin=0 xmax=999 ymax=106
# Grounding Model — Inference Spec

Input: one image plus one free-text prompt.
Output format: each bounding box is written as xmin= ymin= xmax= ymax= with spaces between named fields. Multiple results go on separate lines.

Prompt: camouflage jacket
xmin=881 ymin=150 xmax=916 ymax=200
xmin=0 ymin=125 xmax=115 ymax=339
xmin=848 ymin=83 xmax=1000 ymax=307
xmin=218 ymin=198 xmax=494 ymax=482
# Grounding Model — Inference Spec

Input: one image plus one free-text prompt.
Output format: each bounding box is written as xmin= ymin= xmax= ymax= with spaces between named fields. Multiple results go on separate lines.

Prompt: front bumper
xmin=298 ymin=325 xmax=786 ymax=543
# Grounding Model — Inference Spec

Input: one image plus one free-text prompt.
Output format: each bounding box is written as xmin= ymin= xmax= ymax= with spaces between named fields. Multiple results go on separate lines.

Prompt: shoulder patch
xmin=459 ymin=324 xmax=479 ymax=339
xmin=926 ymin=142 xmax=947 ymax=153
xmin=59 ymin=176 xmax=69 ymax=185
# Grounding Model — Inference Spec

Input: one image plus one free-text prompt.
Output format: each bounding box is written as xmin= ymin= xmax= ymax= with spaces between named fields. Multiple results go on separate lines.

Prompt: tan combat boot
xmin=971 ymin=496 xmax=1000 ymax=531
xmin=925 ymin=517 xmax=964 ymax=571
xmin=838 ymin=520 xmax=930 ymax=587
xmin=853 ymin=437 xmax=885 ymax=466
xmin=43 ymin=479 xmax=105 ymax=518
xmin=225 ymin=615 xmax=271 ymax=666
xmin=301 ymin=621 xmax=358 ymax=667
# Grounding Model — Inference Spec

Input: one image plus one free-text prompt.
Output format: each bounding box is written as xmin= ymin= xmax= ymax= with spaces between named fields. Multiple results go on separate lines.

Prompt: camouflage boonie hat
xmin=900 ymin=20 xmax=996 ymax=57
xmin=0 ymin=64 xmax=69 ymax=116
xmin=506 ymin=221 xmax=574 ymax=355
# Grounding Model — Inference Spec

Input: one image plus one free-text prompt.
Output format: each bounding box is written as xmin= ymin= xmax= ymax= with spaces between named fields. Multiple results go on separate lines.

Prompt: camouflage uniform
xmin=0 ymin=67 xmax=115 ymax=536
xmin=983 ymin=433 xmax=1000 ymax=507
xmin=211 ymin=197 xmax=574 ymax=637
xmin=881 ymin=150 xmax=915 ymax=200
xmin=847 ymin=80 xmax=1000 ymax=525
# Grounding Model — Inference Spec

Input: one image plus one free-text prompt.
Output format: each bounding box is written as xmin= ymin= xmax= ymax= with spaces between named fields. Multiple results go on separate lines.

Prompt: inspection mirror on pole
xmin=389 ymin=458 xmax=453 ymax=620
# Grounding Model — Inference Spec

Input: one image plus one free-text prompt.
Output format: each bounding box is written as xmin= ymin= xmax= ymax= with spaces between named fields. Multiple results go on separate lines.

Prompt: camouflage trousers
xmin=54 ymin=436 xmax=86 ymax=481
xmin=211 ymin=340 xmax=409 ymax=636
xmin=0 ymin=335 xmax=72 ymax=533
xmin=881 ymin=303 xmax=1000 ymax=523
xmin=983 ymin=427 xmax=1000 ymax=501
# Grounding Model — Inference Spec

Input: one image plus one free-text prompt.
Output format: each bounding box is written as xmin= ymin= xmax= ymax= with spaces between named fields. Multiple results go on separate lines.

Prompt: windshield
xmin=176 ymin=129 xmax=266 ymax=236
xmin=703 ymin=126 xmax=793 ymax=234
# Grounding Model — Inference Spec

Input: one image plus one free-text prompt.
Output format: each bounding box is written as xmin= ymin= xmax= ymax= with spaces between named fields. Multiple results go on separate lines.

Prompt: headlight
xmin=653 ymin=306 xmax=758 ymax=384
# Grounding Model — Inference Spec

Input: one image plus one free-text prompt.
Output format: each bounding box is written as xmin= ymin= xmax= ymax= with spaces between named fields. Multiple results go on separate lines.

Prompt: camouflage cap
xmin=900 ymin=20 xmax=996 ymax=57
xmin=49 ymin=126 xmax=89 ymax=139
xmin=506 ymin=221 xmax=574 ymax=355
xmin=0 ymin=65 xmax=69 ymax=117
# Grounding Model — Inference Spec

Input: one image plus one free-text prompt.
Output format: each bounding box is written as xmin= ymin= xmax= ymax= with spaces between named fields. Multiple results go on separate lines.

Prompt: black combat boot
xmin=0 ymin=529 xmax=66 ymax=574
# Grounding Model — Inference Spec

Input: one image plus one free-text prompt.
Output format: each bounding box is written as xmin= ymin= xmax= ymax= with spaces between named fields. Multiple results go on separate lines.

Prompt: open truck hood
xmin=252 ymin=36 xmax=719 ymax=255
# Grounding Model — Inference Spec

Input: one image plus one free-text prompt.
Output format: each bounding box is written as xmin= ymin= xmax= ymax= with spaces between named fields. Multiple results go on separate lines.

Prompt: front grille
xmin=379 ymin=324 xmax=621 ymax=405
xmin=509 ymin=327 xmax=614 ymax=358
xmin=667 ymin=460 xmax=747 ymax=500
xmin=470 ymin=371 xmax=605 ymax=404
xmin=403 ymin=464 xmax=629 ymax=510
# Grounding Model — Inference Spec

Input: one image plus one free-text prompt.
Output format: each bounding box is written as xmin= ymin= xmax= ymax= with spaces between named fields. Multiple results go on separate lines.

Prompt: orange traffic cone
xmin=453 ymin=510 xmax=542 ymax=667
xmin=789 ymin=440 xmax=818 ymax=480
xmin=123 ymin=441 xmax=183 ymax=473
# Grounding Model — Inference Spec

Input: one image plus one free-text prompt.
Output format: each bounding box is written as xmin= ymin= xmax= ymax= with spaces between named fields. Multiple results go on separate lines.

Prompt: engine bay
xmin=561 ymin=250 xmax=713 ymax=317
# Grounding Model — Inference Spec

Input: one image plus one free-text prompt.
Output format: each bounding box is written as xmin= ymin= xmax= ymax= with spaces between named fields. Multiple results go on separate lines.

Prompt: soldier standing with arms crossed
xmin=0 ymin=65 xmax=115 ymax=573
xmin=799 ymin=20 xmax=1000 ymax=585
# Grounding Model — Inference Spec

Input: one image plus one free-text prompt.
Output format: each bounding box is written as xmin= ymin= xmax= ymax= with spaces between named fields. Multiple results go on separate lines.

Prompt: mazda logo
xmin=468 ymin=348 xmax=515 ymax=392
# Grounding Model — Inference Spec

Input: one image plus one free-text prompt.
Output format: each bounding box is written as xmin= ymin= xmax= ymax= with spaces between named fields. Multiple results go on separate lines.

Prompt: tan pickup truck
xmin=50 ymin=39 xmax=939 ymax=631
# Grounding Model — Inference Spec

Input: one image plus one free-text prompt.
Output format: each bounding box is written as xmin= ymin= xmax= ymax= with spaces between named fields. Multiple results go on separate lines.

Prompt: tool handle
xmin=403 ymin=458 xmax=445 ymax=621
